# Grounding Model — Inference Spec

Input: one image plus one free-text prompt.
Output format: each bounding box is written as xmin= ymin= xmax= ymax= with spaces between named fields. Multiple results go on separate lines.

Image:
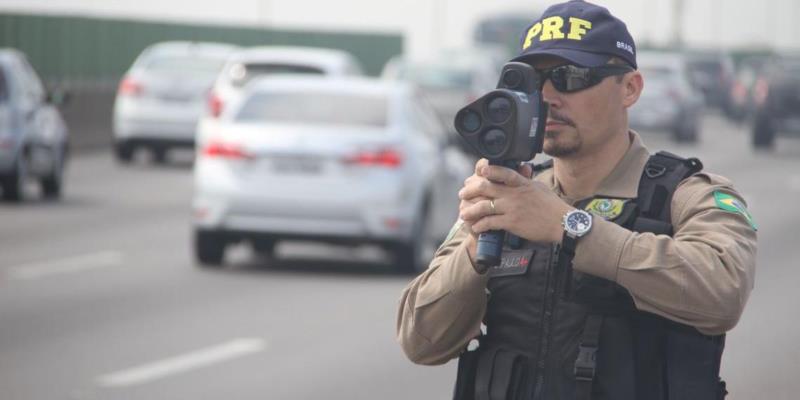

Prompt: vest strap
xmin=575 ymin=314 xmax=604 ymax=400
xmin=634 ymin=151 xmax=703 ymax=233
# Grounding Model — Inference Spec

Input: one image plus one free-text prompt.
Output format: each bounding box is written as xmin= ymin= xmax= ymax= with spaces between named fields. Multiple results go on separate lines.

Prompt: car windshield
xmin=689 ymin=60 xmax=720 ymax=72
xmin=640 ymin=66 xmax=677 ymax=81
xmin=142 ymin=54 xmax=227 ymax=77
xmin=235 ymin=91 xmax=388 ymax=127
xmin=778 ymin=60 xmax=800 ymax=75
xmin=230 ymin=63 xmax=325 ymax=87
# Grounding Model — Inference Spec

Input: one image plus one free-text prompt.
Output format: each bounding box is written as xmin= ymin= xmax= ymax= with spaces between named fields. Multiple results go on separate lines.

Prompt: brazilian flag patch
xmin=714 ymin=191 xmax=757 ymax=230
xmin=585 ymin=198 xmax=627 ymax=220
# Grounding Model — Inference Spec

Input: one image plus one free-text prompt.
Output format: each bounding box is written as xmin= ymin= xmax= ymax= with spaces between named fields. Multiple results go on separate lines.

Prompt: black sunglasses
xmin=537 ymin=64 xmax=634 ymax=93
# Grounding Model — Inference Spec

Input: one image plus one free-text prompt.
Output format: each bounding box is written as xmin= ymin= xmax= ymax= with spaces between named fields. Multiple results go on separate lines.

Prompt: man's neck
xmin=553 ymin=130 xmax=632 ymax=200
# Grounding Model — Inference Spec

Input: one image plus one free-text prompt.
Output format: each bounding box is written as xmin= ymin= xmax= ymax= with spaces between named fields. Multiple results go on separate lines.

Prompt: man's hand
xmin=458 ymin=160 xmax=573 ymax=244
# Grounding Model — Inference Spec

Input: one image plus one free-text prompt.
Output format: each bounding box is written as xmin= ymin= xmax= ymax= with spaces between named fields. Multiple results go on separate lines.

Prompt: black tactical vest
xmin=453 ymin=152 xmax=727 ymax=400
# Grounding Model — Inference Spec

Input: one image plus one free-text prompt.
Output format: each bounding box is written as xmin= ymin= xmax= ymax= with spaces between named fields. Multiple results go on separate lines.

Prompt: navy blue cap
xmin=512 ymin=0 xmax=637 ymax=69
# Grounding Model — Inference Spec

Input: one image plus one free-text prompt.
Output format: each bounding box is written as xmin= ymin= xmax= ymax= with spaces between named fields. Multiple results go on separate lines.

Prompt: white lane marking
xmin=6 ymin=251 xmax=123 ymax=280
xmin=96 ymin=338 xmax=267 ymax=388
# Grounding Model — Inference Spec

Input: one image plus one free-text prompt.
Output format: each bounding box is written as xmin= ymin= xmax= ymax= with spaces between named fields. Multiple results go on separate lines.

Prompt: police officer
xmin=396 ymin=1 xmax=757 ymax=399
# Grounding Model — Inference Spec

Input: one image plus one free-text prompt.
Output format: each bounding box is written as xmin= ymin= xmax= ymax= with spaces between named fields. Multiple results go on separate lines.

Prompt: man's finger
xmin=460 ymin=198 xmax=497 ymax=222
xmin=460 ymin=179 xmax=499 ymax=200
xmin=471 ymin=214 xmax=504 ymax=233
xmin=481 ymin=165 xmax=528 ymax=187
xmin=474 ymin=158 xmax=489 ymax=176
xmin=518 ymin=162 xmax=534 ymax=179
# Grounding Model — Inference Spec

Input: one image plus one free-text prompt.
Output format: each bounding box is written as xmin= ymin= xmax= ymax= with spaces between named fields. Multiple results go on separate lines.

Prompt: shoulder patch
xmin=585 ymin=198 xmax=627 ymax=220
xmin=714 ymin=191 xmax=757 ymax=230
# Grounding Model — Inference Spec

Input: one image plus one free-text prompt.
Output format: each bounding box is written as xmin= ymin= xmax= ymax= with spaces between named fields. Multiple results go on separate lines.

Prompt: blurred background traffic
xmin=1 ymin=0 xmax=799 ymax=399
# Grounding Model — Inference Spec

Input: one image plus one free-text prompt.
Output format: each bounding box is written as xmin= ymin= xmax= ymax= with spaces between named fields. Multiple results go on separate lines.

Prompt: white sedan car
xmin=112 ymin=41 xmax=238 ymax=163
xmin=205 ymin=46 xmax=364 ymax=119
xmin=192 ymin=76 xmax=472 ymax=273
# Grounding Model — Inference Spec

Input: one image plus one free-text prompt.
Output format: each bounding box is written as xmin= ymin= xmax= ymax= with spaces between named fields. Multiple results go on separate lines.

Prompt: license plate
xmin=271 ymin=157 xmax=322 ymax=174
xmin=157 ymin=92 xmax=193 ymax=102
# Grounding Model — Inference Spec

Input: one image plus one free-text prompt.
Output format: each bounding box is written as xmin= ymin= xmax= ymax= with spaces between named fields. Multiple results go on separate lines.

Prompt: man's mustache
xmin=547 ymin=110 xmax=575 ymax=127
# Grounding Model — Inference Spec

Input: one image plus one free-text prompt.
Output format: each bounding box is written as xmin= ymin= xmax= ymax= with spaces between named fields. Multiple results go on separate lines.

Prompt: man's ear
xmin=621 ymin=70 xmax=643 ymax=108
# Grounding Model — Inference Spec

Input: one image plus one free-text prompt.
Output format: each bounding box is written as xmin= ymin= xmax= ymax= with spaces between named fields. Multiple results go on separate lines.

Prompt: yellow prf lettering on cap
xmin=567 ymin=17 xmax=592 ymax=40
xmin=540 ymin=16 xmax=566 ymax=41
xmin=522 ymin=22 xmax=542 ymax=50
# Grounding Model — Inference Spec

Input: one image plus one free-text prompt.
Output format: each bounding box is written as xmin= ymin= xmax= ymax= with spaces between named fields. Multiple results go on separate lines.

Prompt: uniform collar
xmin=537 ymin=130 xmax=650 ymax=200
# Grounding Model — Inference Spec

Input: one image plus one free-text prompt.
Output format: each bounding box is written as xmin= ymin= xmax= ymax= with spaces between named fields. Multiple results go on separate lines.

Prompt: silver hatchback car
xmin=629 ymin=51 xmax=704 ymax=143
xmin=0 ymin=49 xmax=69 ymax=202
xmin=193 ymin=76 xmax=473 ymax=272
xmin=113 ymin=41 xmax=238 ymax=163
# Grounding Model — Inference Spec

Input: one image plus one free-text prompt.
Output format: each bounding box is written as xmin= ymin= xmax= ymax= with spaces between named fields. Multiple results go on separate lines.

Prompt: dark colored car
xmin=752 ymin=55 xmax=800 ymax=149
xmin=685 ymin=51 xmax=736 ymax=115
xmin=0 ymin=49 xmax=69 ymax=202
xmin=728 ymin=56 xmax=769 ymax=123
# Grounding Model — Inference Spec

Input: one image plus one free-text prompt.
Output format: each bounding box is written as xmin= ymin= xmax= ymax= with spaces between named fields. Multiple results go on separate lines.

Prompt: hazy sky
xmin=1 ymin=0 xmax=797 ymax=59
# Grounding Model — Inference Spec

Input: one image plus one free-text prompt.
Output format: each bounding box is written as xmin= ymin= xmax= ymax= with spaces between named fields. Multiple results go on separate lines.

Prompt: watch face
xmin=566 ymin=210 xmax=592 ymax=236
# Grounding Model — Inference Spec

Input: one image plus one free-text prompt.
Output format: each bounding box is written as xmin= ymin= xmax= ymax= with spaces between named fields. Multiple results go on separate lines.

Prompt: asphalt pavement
xmin=1 ymin=114 xmax=798 ymax=399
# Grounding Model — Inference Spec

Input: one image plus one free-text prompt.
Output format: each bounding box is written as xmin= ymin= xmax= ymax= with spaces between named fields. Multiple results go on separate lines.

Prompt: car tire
xmin=672 ymin=121 xmax=698 ymax=143
xmin=114 ymin=142 xmax=134 ymax=164
xmin=194 ymin=229 xmax=226 ymax=267
xmin=41 ymin=145 xmax=65 ymax=199
xmin=392 ymin=202 xmax=436 ymax=275
xmin=752 ymin=112 xmax=775 ymax=149
xmin=1 ymin=155 xmax=26 ymax=202
xmin=151 ymin=147 xmax=168 ymax=164
xmin=251 ymin=239 xmax=276 ymax=258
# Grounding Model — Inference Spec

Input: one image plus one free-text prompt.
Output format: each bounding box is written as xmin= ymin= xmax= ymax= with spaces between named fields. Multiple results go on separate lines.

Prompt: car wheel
xmin=114 ymin=142 xmax=134 ymax=164
xmin=251 ymin=239 xmax=276 ymax=258
xmin=752 ymin=112 xmax=775 ymax=149
xmin=392 ymin=203 xmax=436 ymax=274
xmin=672 ymin=122 xmax=698 ymax=143
xmin=41 ymin=146 xmax=65 ymax=199
xmin=194 ymin=229 xmax=226 ymax=267
xmin=151 ymin=147 xmax=168 ymax=164
xmin=1 ymin=155 xmax=26 ymax=202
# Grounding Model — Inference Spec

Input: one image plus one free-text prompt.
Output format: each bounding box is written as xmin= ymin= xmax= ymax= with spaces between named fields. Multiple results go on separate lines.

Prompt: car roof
xmin=242 ymin=75 xmax=411 ymax=98
xmin=0 ymin=48 xmax=25 ymax=63
xmin=228 ymin=46 xmax=357 ymax=67
xmin=141 ymin=41 xmax=240 ymax=58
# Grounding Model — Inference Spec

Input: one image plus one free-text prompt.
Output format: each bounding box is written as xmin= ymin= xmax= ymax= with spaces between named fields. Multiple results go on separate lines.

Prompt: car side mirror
xmin=46 ymin=88 xmax=71 ymax=107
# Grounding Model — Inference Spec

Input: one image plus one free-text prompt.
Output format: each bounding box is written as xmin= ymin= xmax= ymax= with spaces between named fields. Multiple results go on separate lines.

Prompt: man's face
xmin=532 ymin=57 xmax=630 ymax=159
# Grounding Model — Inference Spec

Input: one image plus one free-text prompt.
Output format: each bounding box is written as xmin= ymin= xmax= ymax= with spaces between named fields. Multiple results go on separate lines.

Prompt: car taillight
xmin=118 ymin=76 xmax=143 ymax=96
xmin=731 ymin=82 xmax=747 ymax=103
xmin=0 ymin=137 xmax=14 ymax=150
xmin=208 ymin=92 xmax=224 ymax=117
xmin=667 ymin=88 xmax=681 ymax=102
xmin=202 ymin=141 xmax=253 ymax=160
xmin=342 ymin=148 xmax=403 ymax=168
xmin=753 ymin=78 xmax=769 ymax=106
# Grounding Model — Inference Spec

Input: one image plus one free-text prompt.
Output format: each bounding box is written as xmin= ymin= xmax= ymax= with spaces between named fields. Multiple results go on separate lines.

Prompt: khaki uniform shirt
xmin=396 ymin=131 xmax=757 ymax=365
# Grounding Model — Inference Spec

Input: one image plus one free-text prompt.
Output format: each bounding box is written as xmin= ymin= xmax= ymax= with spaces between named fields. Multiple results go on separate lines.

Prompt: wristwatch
xmin=561 ymin=209 xmax=593 ymax=255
